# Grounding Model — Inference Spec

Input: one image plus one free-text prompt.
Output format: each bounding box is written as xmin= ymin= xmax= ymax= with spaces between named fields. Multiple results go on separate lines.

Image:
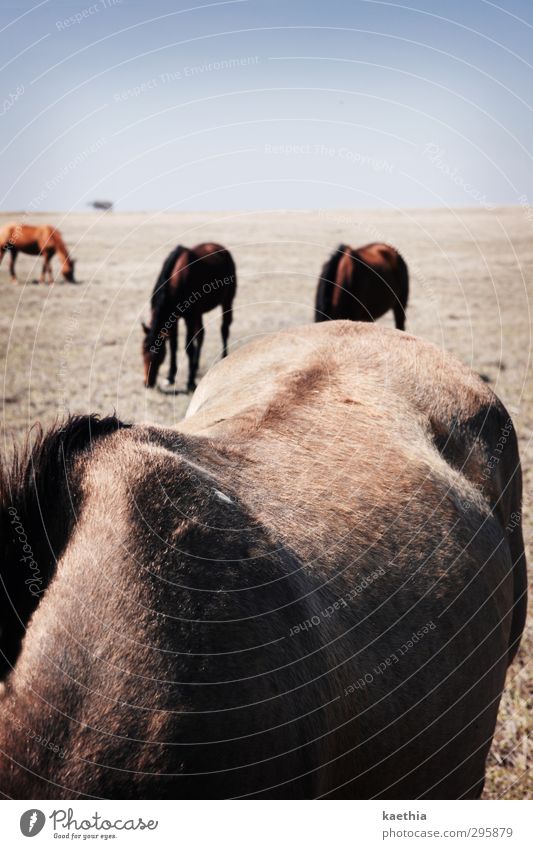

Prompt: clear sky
xmin=1 ymin=0 xmax=532 ymax=211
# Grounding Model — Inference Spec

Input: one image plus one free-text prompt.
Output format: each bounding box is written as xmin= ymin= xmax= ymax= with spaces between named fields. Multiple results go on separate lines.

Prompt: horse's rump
xmin=315 ymin=243 xmax=409 ymax=326
xmin=0 ymin=323 xmax=525 ymax=799
xmin=181 ymin=242 xmax=237 ymax=311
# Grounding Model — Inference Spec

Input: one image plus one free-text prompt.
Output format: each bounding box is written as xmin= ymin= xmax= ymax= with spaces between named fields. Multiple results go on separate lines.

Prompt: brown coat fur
xmin=0 ymin=323 xmax=525 ymax=799
xmin=0 ymin=223 xmax=75 ymax=283
xmin=142 ymin=242 xmax=236 ymax=390
xmin=315 ymin=243 xmax=408 ymax=328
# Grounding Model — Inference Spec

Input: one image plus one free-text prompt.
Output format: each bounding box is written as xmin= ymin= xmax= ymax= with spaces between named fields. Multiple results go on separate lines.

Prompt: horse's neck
xmin=53 ymin=232 xmax=70 ymax=264
xmin=151 ymin=287 xmax=175 ymax=334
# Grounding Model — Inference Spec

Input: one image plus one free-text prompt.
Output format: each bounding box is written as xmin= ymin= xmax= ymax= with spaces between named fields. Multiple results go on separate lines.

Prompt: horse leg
xmin=40 ymin=253 xmax=51 ymax=285
xmin=185 ymin=320 xmax=203 ymax=392
xmin=221 ymin=305 xmax=233 ymax=358
xmin=47 ymin=251 xmax=55 ymax=285
xmin=9 ymin=249 xmax=18 ymax=283
xmin=195 ymin=322 xmax=205 ymax=371
xmin=166 ymin=321 xmax=178 ymax=385
xmin=185 ymin=321 xmax=198 ymax=392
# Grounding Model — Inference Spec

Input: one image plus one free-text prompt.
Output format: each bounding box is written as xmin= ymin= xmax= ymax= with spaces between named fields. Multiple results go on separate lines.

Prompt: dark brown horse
xmin=315 ymin=242 xmax=408 ymax=328
xmin=142 ymin=242 xmax=236 ymax=391
xmin=0 ymin=223 xmax=76 ymax=284
xmin=0 ymin=323 xmax=526 ymax=799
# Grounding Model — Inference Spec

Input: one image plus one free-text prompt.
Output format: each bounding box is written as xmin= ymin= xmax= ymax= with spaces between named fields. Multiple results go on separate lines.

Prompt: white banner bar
xmin=2 ymin=799 xmax=531 ymax=848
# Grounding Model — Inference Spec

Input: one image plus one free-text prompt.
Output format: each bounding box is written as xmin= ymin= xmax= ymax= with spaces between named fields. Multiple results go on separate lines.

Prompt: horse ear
xmin=141 ymin=321 xmax=150 ymax=335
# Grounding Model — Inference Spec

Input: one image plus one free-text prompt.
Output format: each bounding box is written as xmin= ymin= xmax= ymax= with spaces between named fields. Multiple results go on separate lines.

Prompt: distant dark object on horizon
xmin=88 ymin=200 xmax=114 ymax=212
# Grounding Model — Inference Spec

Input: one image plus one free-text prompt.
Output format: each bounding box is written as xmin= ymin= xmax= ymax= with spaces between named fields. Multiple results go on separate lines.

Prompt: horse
xmin=141 ymin=242 xmax=236 ymax=391
xmin=0 ymin=322 xmax=526 ymax=799
xmin=0 ymin=223 xmax=76 ymax=284
xmin=315 ymin=242 xmax=408 ymax=329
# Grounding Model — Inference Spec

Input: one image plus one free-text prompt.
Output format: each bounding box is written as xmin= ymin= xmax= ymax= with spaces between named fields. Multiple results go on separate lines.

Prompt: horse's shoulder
xmin=79 ymin=426 xmax=304 ymax=598
xmin=83 ymin=424 xmax=235 ymax=513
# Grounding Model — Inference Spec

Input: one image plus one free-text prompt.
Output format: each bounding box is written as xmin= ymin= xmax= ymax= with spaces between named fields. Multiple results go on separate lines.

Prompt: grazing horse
xmin=316 ymin=242 xmax=408 ymax=328
xmin=0 ymin=322 xmax=526 ymax=799
xmin=0 ymin=223 xmax=76 ymax=284
xmin=142 ymin=242 xmax=236 ymax=391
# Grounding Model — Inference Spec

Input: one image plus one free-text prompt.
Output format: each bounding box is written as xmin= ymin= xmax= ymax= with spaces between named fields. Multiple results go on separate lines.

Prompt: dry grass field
xmin=0 ymin=208 xmax=531 ymax=799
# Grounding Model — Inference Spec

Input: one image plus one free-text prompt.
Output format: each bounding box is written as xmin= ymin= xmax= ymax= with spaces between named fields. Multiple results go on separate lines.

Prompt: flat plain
xmin=0 ymin=207 xmax=531 ymax=798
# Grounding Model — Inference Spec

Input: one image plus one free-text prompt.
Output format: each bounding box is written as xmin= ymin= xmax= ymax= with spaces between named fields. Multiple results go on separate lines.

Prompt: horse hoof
xmin=163 ymin=379 xmax=175 ymax=388
xmin=187 ymin=383 xmax=196 ymax=394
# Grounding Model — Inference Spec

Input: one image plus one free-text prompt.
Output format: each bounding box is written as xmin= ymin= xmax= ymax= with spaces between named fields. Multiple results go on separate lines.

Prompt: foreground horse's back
xmin=0 ymin=323 xmax=525 ymax=799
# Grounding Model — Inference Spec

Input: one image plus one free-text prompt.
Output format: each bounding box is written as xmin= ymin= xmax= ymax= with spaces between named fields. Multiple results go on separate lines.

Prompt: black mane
xmin=148 ymin=245 xmax=187 ymax=343
xmin=0 ymin=414 xmax=128 ymax=678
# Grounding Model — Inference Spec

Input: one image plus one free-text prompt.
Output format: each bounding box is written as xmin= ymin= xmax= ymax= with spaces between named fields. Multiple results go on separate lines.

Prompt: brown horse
xmin=0 ymin=322 xmax=526 ymax=799
xmin=142 ymin=242 xmax=236 ymax=391
xmin=316 ymin=242 xmax=408 ymax=328
xmin=0 ymin=223 xmax=76 ymax=284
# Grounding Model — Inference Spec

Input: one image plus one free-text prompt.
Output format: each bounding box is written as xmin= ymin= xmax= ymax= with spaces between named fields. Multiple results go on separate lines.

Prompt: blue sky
xmin=1 ymin=0 xmax=532 ymax=210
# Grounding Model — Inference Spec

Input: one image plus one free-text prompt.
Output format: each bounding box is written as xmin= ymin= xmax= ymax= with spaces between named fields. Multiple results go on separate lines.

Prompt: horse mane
xmin=0 ymin=414 xmax=128 ymax=678
xmin=151 ymin=245 xmax=186 ymax=309
xmin=315 ymin=244 xmax=349 ymax=321
xmin=145 ymin=244 xmax=188 ymax=348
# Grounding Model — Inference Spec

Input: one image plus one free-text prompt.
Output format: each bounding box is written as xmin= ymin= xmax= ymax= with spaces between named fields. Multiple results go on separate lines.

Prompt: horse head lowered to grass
xmin=141 ymin=242 xmax=236 ymax=392
xmin=0 ymin=223 xmax=76 ymax=284
xmin=0 ymin=322 xmax=526 ymax=799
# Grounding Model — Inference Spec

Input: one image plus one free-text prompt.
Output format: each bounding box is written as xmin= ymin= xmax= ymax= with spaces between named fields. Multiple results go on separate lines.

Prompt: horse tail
xmin=315 ymin=244 xmax=348 ymax=322
xmin=151 ymin=244 xmax=187 ymax=310
xmin=0 ymin=415 xmax=128 ymax=678
xmin=396 ymin=251 xmax=409 ymax=309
